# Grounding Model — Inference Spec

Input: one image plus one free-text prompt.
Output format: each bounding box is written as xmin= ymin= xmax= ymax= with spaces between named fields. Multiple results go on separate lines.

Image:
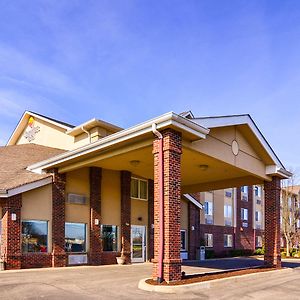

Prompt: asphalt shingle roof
xmin=0 ymin=144 xmax=65 ymax=192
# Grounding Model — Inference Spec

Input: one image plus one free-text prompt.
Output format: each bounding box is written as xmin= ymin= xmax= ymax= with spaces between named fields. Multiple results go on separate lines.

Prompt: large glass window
xmin=101 ymin=225 xmax=118 ymax=251
xmin=131 ymin=178 xmax=148 ymax=200
xmin=65 ymin=223 xmax=86 ymax=253
xmin=22 ymin=220 xmax=48 ymax=253
xmin=241 ymin=208 xmax=248 ymax=221
xmin=255 ymin=186 xmax=262 ymax=197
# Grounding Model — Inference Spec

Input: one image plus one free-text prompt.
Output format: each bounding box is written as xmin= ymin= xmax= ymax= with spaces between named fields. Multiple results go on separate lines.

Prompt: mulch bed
xmin=146 ymin=266 xmax=280 ymax=286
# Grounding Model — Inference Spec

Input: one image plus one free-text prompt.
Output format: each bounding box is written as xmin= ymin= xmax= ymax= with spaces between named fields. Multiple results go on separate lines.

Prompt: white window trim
xmin=224 ymin=234 xmax=233 ymax=248
xmin=205 ymin=233 xmax=213 ymax=248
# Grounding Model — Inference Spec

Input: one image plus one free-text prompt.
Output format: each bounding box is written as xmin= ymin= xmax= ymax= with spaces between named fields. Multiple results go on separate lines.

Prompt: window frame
xmin=22 ymin=219 xmax=49 ymax=253
xmin=131 ymin=177 xmax=148 ymax=201
xmin=204 ymin=233 xmax=213 ymax=248
xmin=65 ymin=222 xmax=87 ymax=253
xmin=224 ymin=234 xmax=233 ymax=248
xmin=241 ymin=208 xmax=248 ymax=221
xmin=180 ymin=230 xmax=187 ymax=251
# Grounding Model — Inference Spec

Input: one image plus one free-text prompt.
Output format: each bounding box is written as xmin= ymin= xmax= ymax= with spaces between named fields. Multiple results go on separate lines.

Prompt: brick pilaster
xmin=121 ymin=170 xmax=131 ymax=263
xmin=152 ymin=129 xmax=182 ymax=282
xmin=51 ymin=168 xmax=66 ymax=267
xmin=89 ymin=167 xmax=102 ymax=265
xmin=1 ymin=194 xmax=22 ymax=270
xmin=188 ymin=201 xmax=200 ymax=260
xmin=148 ymin=179 xmax=154 ymax=261
xmin=264 ymin=177 xmax=281 ymax=267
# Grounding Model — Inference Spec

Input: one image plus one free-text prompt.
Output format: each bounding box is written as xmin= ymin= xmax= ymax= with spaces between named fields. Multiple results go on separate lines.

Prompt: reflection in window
xmin=65 ymin=222 xmax=86 ymax=253
xmin=180 ymin=230 xmax=186 ymax=251
xmin=101 ymin=225 xmax=118 ymax=251
xmin=22 ymin=220 xmax=48 ymax=253
xmin=131 ymin=178 xmax=148 ymax=200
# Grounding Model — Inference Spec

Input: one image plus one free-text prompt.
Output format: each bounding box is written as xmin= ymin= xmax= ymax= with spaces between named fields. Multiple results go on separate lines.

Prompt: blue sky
xmin=1 ymin=0 xmax=300 ymax=173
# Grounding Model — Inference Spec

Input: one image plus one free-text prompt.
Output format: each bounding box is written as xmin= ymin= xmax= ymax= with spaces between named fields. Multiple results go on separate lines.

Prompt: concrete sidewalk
xmin=0 ymin=258 xmax=299 ymax=299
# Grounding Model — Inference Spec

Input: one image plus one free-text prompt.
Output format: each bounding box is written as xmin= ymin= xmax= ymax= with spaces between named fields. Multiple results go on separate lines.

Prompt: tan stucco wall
xmin=131 ymin=199 xmax=148 ymax=226
xmin=181 ymin=199 xmax=189 ymax=230
xmin=65 ymin=168 xmax=90 ymax=251
xmin=101 ymin=169 xmax=121 ymax=226
xmin=17 ymin=118 xmax=74 ymax=150
xmin=213 ymin=190 xmax=224 ymax=226
xmin=22 ymin=184 xmax=53 ymax=252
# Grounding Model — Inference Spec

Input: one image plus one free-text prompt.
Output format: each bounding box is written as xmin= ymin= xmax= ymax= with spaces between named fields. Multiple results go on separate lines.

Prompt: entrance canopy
xmin=28 ymin=112 xmax=291 ymax=190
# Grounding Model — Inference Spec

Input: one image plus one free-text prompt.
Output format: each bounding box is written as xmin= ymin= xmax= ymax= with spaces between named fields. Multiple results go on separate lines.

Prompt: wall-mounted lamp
xmin=191 ymin=226 xmax=195 ymax=231
xmin=138 ymin=217 xmax=143 ymax=221
xmin=11 ymin=213 xmax=17 ymax=221
xmin=94 ymin=219 xmax=99 ymax=225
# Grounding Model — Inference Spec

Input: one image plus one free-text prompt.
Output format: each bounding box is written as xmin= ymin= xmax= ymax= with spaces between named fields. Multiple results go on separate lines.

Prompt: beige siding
xmin=131 ymin=199 xmax=148 ymax=226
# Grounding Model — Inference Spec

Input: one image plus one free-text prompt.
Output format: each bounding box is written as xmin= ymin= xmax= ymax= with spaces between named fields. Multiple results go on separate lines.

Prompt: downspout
xmin=81 ymin=126 xmax=91 ymax=143
xmin=152 ymin=123 xmax=164 ymax=283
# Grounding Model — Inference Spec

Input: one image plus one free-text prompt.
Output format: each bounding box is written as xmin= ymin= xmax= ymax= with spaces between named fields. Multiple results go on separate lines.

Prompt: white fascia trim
xmin=266 ymin=165 xmax=292 ymax=179
xmin=193 ymin=115 xmax=285 ymax=170
xmin=28 ymin=112 xmax=210 ymax=173
xmin=183 ymin=194 xmax=203 ymax=209
xmin=66 ymin=118 xmax=123 ymax=136
xmin=0 ymin=177 xmax=53 ymax=198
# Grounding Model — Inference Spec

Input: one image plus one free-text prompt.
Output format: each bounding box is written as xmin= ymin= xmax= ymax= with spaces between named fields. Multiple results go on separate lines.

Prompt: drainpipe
xmin=152 ymin=123 xmax=164 ymax=283
xmin=81 ymin=126 xmax=91 ymax=143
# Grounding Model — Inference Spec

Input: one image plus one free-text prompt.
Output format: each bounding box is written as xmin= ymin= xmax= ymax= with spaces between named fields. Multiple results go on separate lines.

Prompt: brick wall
xmin=89 ymin=167 xmax=102 ymax=265
xmin=188 ymin=201 xmax=201 ymax=260
xmin=21 ymin=253 xmax=52 ymax=268
xmin=264 ymin=176 xmax=281 ymax=267
xmin=235 ymin=186 xmax=255 ymax=250
xmin=121 ymin=170 xmax=131 ymax=263
xmin=200 ymin=224 xmax=235 ymax=256
xmin=51 ymin=168 xmax=66 ymax=267
xmin=152 ymin=129 xmax=182 ymax=282
xmin=1 ymin=194 xmax=22 ymax=270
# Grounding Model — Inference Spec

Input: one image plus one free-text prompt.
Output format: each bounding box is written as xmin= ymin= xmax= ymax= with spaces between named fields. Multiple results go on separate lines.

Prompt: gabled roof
xmin=191 ymin=114 xmax=290 ymax=177
xmin=7 ymin=110 xmax=75 ymax=145
xmin=0 ymin=144 xmax=65 ymax=197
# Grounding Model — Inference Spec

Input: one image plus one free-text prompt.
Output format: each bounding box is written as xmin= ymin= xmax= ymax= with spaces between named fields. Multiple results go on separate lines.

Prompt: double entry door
xmin=131 ymin=225 xmax=146 ymax=263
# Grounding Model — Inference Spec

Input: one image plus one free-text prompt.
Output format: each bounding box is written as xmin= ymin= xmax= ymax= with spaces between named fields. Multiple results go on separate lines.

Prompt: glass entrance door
xmin=131 ymin=225 xmax=146 ymax=263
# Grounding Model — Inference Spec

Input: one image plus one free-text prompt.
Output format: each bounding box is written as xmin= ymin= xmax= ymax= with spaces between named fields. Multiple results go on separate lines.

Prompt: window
xmin=256 ymin=236 xmax=263 ymax=248
xmin=101 ymin=225 xmax=118 ymax=251
xmin=255 ymin=211 xmax=261 ymax=222
xmin=205 ymin=201 xmax=213 ymax=216
xmin=224 ymin=204 xmax=232 ymax=226
xmin=297 ymin=219 xmax=300 ymax=229
xmin=241 ymin=208 xmax=248 ymax=221
xmin=255 ymin=186 xmax=261 ymax=198
xmin=180 ymin=230 xmax=186 ymax=251
xmin=225 ymin=190 xmax=232 ymax=198
xmin=205 ymin=201 xmax=213 ymax=224
xmin=205 ymin=233 xmax=213 ymax=247
xmin=65 ymin=222 xmax=86 ymax=253
xmin=224 ymin=234 xmax=233 ymax=247
xmin=241 ymin=186 xmax=248 ymax=194
xmin=131 ymin=178 xmax=148 ymax=200
xmin=22 ymin=220 xmax=48 ymax=253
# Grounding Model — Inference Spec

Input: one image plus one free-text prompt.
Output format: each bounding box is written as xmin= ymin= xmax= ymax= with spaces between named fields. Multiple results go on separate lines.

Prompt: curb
xmin=138 ymin=267 xmax=294 ymax=294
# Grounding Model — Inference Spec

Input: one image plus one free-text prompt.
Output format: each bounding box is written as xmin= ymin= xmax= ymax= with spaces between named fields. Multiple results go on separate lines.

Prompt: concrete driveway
xmin=0 ymin=258 xmax=300 ymax=299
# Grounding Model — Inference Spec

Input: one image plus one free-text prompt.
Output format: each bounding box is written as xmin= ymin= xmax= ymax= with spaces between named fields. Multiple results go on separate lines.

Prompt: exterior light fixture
xmin=130 ymin=160 xmax=140 ymax=167
xmin=199 ymin=164 xmax=209 ymax=171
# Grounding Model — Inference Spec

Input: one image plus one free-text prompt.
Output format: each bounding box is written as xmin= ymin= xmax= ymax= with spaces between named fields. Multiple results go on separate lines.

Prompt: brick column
xmin=264 ymin=176 xmax=281 ymax=267
xmin=89 ymin=167 xmax=102 ymax=265
xmin=148 ymin=179 xmax=154 ymax=261
xmin=1 ymin=194 xmax=22 ymax=270
xmin=121 ymin=171 xmax=131 ymax=264
xmin=152 ymin=129 xmax=182 ymax=282
xmin=188 ymin=202 xmax=200 ymax=260
xmin=51 ymin=168 xmax=66 ymax=267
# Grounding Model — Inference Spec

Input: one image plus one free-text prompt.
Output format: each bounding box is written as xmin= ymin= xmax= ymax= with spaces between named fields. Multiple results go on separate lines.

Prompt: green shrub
xmin=254 ymin=248 xmax=264 ymax=255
